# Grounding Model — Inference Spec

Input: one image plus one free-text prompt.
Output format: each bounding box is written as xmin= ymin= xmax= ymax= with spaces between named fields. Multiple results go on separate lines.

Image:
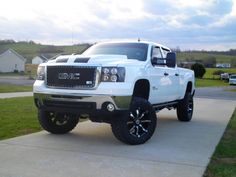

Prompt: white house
xmin=216 ymin=63 xmax=231 ymax=68
xmin=0 ymin=49 xmax=26 ymax=72
xmin=32 ymin=55 xmax=48 ymax=64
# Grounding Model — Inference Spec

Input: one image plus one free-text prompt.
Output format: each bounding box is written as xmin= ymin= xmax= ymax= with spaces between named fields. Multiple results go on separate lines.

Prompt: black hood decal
xmin=74 ymin=57 xmax=90 ymax=63
xmin=56 ymin=58 xmax=68 ymax=63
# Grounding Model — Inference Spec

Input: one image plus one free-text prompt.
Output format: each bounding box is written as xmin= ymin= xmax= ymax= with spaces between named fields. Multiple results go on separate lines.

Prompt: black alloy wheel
xmin=111 ymin=97 xmax=157 ymax=145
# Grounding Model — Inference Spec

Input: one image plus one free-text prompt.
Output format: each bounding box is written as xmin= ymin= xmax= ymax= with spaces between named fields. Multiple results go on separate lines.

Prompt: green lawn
xmin=195 ymin=79 xmax=229 ymax=87
xmin=0 ymin=84 xmax=32 ymax=93
xmin=0 ymin=97 xmax=41 ymax=140
xmin=204 ymin=68 xmax=236 ymax=79
xmin=204 ymin=108 xmax=236 ymax=177
xmin=194 ymin=68 xmax=236 ymax=87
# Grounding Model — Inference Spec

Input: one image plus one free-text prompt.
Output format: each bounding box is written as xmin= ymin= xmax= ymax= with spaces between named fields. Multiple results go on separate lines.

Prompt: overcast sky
xmin=0 ymin=0 xmax=235 ymax=50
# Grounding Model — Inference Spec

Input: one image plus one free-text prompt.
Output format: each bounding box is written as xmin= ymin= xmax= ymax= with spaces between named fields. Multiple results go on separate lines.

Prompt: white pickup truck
xmin=34 ymin=41 xmax=195 ymax=145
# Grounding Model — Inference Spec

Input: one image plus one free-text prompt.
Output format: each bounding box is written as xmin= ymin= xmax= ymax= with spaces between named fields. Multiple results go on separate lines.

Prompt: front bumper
xmin=34 ymin=93 xmax=132 ymax=122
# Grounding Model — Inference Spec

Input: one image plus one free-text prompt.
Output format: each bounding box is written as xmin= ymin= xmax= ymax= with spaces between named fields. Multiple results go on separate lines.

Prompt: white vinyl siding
xmin=0 ymin=49 xmax=25 ymax=72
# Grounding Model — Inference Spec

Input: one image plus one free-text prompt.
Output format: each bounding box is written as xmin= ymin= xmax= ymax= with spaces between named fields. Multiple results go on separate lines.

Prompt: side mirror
xmin=151 ymin=57 xmax=166 ymax=66
xmin=166 ymin=52 xmax=176 ymax=68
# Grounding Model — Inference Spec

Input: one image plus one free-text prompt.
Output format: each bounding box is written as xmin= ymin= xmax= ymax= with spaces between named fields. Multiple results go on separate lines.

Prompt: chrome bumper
xmin=34 ymin=93 xmax=132 ymax=110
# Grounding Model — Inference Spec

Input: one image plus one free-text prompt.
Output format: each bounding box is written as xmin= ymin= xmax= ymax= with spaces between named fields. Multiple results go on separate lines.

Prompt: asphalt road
xmin=0 ymin=76 xmax=35 ymax=86
xmin=0 ymin=98 xmax=235 ymax=177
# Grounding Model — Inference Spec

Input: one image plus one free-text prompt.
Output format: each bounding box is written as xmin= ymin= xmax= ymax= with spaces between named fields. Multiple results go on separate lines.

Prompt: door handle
xmin=175 ymin=73 xmax=179 ymax=76
xmin=164 ymin=72 xmax=169 ymax=76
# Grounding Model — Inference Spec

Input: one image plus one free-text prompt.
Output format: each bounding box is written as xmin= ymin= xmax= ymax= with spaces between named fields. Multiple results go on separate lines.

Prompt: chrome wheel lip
xmin=127 ymin=107 xmax=151 ymax=138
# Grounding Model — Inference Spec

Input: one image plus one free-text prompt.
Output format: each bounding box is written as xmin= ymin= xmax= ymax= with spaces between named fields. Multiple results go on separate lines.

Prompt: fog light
xmin=107 ymin=103 xmax=115 ymax=112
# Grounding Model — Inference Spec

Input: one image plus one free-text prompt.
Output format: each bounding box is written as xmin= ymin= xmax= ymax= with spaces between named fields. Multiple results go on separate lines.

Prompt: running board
xmin=152 ymin=101 xmax=179 ymax=112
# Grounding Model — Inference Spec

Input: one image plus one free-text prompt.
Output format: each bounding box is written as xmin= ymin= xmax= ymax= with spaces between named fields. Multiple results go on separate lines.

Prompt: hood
xmin=52 ymin=54 xmax=146 ymax=67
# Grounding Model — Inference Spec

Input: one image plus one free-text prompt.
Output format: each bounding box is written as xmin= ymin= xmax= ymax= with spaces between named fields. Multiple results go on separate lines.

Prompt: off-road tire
xmin=111 ymin=97 xmax=157 ymax=145
xmin=38 ymin=110 xmax=79 ymax=134
xmin=177 ymin=92 xmax=193 ymax=122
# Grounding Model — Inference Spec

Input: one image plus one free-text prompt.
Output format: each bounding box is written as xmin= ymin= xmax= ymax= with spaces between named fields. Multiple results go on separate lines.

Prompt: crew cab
xmin=34 ymin=41 xmax=195 ymax=145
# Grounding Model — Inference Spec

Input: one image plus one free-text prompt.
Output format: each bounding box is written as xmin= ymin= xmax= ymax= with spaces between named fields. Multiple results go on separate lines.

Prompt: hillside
xmin=176 ymin=52 xmax=236 ymax=63
xmin=0 ymin=41 xmax=91 ymax=63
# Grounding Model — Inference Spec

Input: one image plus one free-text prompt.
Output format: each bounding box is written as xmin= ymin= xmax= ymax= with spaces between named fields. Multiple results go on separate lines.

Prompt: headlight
xmin=36 ymin=65 xmax=45 ymax=80
xmin=101 ymin=67 xmax=125 ymax=82
xmin=103 ymin=68 xmax=110 ymax=74
xmin=111 ymin=68 xmax=118 ymax=75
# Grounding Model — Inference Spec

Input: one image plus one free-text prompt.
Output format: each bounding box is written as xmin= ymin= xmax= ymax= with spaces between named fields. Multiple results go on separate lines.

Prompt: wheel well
xmin=133 ymin=79 xmax=150 ymax=100
xmin=186 ymin=82 xmax=192 ymax=93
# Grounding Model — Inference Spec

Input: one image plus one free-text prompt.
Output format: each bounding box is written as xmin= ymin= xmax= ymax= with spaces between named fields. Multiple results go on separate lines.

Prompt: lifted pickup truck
xmin=34 ymin=41 xmax=195 ymax=145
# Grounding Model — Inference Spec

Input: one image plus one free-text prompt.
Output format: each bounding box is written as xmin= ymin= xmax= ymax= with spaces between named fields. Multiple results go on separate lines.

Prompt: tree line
xmin=172 ymin=46 xmax=236 ymax=56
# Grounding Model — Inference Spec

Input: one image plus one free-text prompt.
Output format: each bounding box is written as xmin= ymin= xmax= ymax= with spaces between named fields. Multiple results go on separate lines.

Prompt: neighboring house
xmin=32 ymin=55 xmax=48 ymax=64
xmin=216 ymin=63 xmax=231 ymax=68
xmin=0 ymin=49 xmax=26 ymax=72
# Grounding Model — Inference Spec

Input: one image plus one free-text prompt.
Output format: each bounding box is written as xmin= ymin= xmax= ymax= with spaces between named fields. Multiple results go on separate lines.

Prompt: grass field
xmin=0 ymin=97 xmax=41 ymax=140
xmin=194 ymin=68 xmax=236 ymax=87
xmin=204 ymin=68 xmax=236 ymax=79
xmin=204 ymin=108 xmax=236 ymax=177
xmin=195 ymin=79 xmax=229 ymax=87
xmin=0 ymin=84 xmax=32 ymax=93
xmin=177 ymin=52 xmax=236 ymax=63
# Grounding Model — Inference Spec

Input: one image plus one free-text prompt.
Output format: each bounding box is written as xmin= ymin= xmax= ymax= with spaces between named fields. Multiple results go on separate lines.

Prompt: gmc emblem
xmin=58 ymin=73 xmax=80 ymax=80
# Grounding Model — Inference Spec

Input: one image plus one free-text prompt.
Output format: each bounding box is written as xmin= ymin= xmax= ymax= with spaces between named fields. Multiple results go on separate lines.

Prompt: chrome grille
xmin=46 ymin=66 xmax=97 ymax=89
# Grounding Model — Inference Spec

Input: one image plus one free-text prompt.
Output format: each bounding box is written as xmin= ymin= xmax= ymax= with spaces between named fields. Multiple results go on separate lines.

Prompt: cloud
xmin=0 ymin=0 xmax=235 ymax=50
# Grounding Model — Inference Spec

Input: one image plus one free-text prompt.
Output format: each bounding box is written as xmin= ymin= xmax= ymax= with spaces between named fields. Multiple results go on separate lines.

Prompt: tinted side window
xmin=161 ymin=48 xmax=170 ymax=58
xmin=152 ymin=47 xmax=162 ymax=58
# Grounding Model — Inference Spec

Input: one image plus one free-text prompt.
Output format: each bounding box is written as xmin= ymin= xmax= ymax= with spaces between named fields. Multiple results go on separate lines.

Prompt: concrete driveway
xmin=195 ymin=86 xmax=236 ymax=100
xmin=0 ymin=98 xmax=236 ymax=177
xmin=0 ymin=92 xmax=33 ymax=99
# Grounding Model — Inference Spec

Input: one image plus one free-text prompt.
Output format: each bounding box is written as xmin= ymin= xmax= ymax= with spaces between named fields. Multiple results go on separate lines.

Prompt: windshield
xmin=83 ymin=43 xmax=148 ymax=61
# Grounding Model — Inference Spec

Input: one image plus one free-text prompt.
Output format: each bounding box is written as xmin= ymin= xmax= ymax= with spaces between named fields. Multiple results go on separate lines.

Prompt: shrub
xmin=212 ymin=70 xmax=225 ymax=79
xmin=191 ymin=63 xmax=206 ymax=78
xmin=213 ymin=70 xmax=224 ymax=75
